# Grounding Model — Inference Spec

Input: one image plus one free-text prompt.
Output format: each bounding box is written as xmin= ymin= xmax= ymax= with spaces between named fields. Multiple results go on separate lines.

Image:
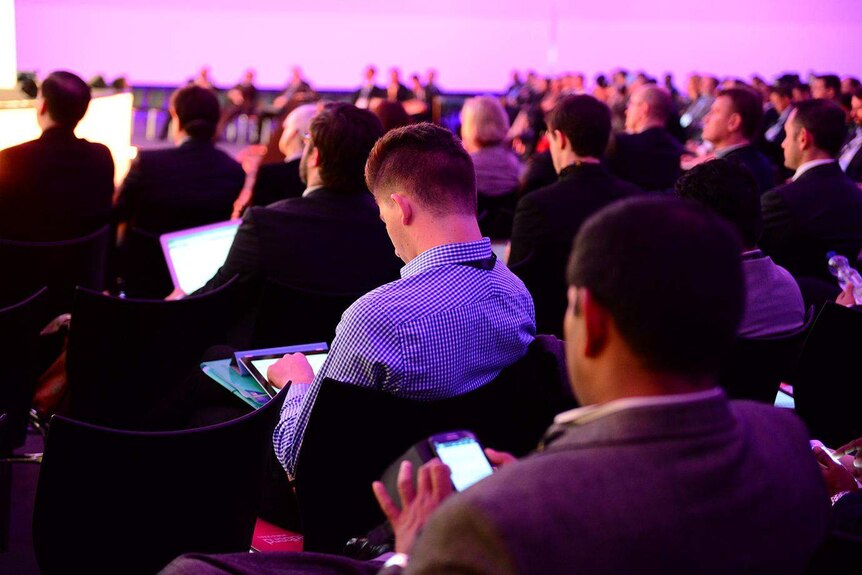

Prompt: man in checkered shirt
xmin=269 ymin=122 xmax=536 ymax=477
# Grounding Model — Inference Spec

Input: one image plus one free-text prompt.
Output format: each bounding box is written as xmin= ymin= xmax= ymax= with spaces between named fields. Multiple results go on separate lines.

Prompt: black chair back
xmin=252 ymin=279 xmax=362 ymax=348
xmin=719 ymin=306 xmax=815 ymax=403
xmin=477 ymin=191 xmax=518 ymax=240
xmin=794 ymin=303 xmax=862 ymax=445
xmin=294 ymin=335 xmax=575 ymax=554
xmin=118 ymin=227 xmax=174 ymax=299
xmin=65 ymin=277 xmax=241 ymax=430
xmin=0 ymin=226 xmax=109 ymax=315
xmin=0 ymin=288 xmax=49 ymax=454
xmin=805 ymin=530 xmax=862 ymax=573
xmin=509 ymin=250 xmax=567 ymax=338
xmin=32 ymin=390 xmax=286 ymax=575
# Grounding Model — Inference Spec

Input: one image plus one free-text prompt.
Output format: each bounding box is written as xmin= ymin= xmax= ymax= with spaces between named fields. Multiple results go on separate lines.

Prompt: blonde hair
xmin=460 ymin=95 xmax=510 ymax=148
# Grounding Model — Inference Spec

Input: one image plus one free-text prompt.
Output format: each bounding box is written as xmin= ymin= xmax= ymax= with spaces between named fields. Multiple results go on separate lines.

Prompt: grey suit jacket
xmin=407 ymin=391 xmax=830 ymax=575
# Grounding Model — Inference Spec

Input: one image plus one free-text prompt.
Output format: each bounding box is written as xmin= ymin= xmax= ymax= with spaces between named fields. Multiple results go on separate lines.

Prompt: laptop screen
xmin=160 ymin=220 xmax=240 ymax=294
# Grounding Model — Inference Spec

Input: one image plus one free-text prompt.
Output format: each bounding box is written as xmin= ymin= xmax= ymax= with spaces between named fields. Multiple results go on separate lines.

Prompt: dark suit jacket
xmin=251 ymin=158 xmax=305 ymax=207
xmin=351 ymin=85 xmax=386 ymax=106
xmin=409 ymin=392 xmax=830 ymax=574
xmin=0 ymin=127 xmax=114 ymax=241
xmin=721 ymin=144 xmax=776 ymax=195
xmin=761 ymin=161 xmax=862 ymax=281
xmin=845 ymin=147 xmax=862 ymax=182
xmin=114 ymin=138 xmax=244 ymax=234
xmin=509 ymin=163 xmax=641 ymax=335
xmin=195 ymin=186 xmax=402 ymax=298
xmin=606 ymin=127 xmax=685 ymax=192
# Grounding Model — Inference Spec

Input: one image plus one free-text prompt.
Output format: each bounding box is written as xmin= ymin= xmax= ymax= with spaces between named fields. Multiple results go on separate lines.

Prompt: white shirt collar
xmin=792 ymin=159 xmax=836 ymax=181
xmin=301 ymin=184 xmax=325 ymax=198
xmin=714 ymin=142 xmax=748 ymax=158
xmin=553 ymin=387 xmax=723 ymax=427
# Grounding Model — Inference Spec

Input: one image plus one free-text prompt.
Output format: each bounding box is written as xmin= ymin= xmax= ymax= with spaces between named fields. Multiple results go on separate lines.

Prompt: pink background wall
xmin=14 ymin=0 xmax=862 ymax=92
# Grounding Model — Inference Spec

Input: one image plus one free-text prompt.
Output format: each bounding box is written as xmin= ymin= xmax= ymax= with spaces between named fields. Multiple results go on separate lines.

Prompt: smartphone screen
xmin=431 ymin=434 xmax=494 ymax=492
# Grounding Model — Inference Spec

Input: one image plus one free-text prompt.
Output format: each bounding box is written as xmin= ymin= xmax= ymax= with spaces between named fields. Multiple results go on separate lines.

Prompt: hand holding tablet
xmin=267 ymin=353 xmax=315 ymax=389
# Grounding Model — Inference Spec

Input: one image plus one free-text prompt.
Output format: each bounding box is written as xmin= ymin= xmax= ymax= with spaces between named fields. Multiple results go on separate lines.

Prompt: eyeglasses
xmin=302 ymin=132 xmax=312 ymax=144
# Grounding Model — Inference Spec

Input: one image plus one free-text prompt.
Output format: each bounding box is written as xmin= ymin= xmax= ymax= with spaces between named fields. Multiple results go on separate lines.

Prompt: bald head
xmin=279 ymin=103 xmax=318 ymax=159
xmin=626 ymin=85 xmax=673 ymax=133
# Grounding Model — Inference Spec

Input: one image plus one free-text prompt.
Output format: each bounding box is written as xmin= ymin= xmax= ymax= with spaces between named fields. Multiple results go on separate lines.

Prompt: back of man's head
xmin=792 ymin=98 xmax=847 ymax=157
xmin=311 ymin=102 xmax=384 ymax=192
xmin=40 ymin=71 xmax=91 ymax=130
xmin=718 ymin=87 xmax=764 ymax=141
xmin=365 ymin=122 xmax=476 ymax=216
xmin=640 ymin=84 xmax=673 ymax=123
xmin=567 ymin=197 xmax=745 ymax=378
xmin=675 ymin=159 xmax=762 ymax=248
xmin=170 ymin=85 xmax=220 ymax=141
xmin=817 ymin=74 xmax=841 ymax=97
xmin=546 ymin=95 xmax=612 ymax=158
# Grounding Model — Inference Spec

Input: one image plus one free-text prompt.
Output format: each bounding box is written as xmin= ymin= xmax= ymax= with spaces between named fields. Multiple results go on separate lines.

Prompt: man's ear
xmin=391 ymin=192 xmax=413 ymax=225
xmin=580 ymin=289 xmax=610 ymax=358
xmin=554 ymin=129 xmax=570 ymax=152
xmin=308 ymin=145 xmax=321 ymax=168
xmin=37 ymin=99 xmax=49 ymax=117
xmin=727 ymin=112 xmax=742 ymax=134
xmin=798 ymin=126 xmax=812 ymax=152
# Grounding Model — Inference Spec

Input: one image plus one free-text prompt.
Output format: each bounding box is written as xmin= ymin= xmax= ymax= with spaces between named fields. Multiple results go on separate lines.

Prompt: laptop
xmin=160 ymin=220 xmax=240 ymax=294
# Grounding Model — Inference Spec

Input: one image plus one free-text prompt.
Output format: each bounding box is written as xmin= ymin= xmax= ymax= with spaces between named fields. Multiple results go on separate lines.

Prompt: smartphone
xmin=810 ymin=439 xmax=844 ymax=465
xmin=429 ymin=431 xmax=494 ymax=492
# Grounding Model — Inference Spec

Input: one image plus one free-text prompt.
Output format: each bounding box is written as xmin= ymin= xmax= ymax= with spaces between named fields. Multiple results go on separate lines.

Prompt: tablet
xmin=160 ymin=220 xmax=240 ymax=294
xmin=237 ymin=343 xmax=329 ymax=397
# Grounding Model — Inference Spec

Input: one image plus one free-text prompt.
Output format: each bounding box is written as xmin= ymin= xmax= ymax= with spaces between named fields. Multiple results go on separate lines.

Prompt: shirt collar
xmin=714 ymin=142 xmax=748 ymax=159
xmin=553 ymin=387 xmax=723 ymax=427
xmin=400 ymin=238 xmax=492 ymax=279
xmin=301 ymin=184 xmax=325 ymax=198
xmin=792 ymin=159 xmax=836 ymax=181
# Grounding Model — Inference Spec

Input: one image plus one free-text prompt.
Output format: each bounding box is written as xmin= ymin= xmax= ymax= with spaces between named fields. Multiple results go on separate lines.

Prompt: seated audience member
xmin=216 ymin=68 xmax=259 ymax=138
xmin=680 ymin=75 xmax=716 ymax=140
xmin=606 ymin=84 xmax=685 ymax=192
xmin=760 ymin=99 xmax=862 ymax=281
xmin=460 ymin=96 xmax=522 ymax=198
xmin=812 ymin=73 xmax=841 ymax=103
xmin=793 ymin=83 xmax=812 ymax=102
xmin=759 ymin=85 xmax=793 ymax=171
xmin=353 ymin=65 xmax=386 ymax=110
xmin=371 ymin=100 xmax=412 ymax=133
xmin=193 ymin=103 xmax=401 ymax=301
xmin=509 ymin=94 xmax=640 ymax=334
xmin=268 ymin=123 xmax=536 ymax=477
xmin=838 ymin=88 xmax=862 ymax=182
xmin=675 ymin=160 xmax=805 ymax=337
xmin=249 ymin=104 xmax=318 ymax=207
xmin=701 ymin=88 xmax=775 ymax=194
xmin=0 ymin=70 xmax=114 ymax=241
xmin=114 ymin=85 xmax=244 ymax=235
xmin=164 ymin=198 xmax=831 ymax=574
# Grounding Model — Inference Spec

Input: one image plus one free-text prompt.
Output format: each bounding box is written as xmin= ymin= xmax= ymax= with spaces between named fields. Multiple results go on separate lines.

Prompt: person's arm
xmin=192 ymin=207 xmax=262 ymax=296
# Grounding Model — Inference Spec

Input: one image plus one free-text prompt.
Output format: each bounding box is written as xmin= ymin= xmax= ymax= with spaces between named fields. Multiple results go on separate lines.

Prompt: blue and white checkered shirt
xmin=273 ymin=238 xmax=536 ymax=476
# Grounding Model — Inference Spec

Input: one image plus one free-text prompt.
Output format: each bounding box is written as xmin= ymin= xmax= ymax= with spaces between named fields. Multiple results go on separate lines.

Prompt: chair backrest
xmin=805 ymin=530 xmax=862 ymax=573
xmin=252 ymin=279 xmax=363 ymax=348
xmin=794 ymin=302 xmax=862 ymax=445
xmin=293 ymin=334 xmax=576 ymax=554
xmin=65 ymin=276 xmax=241 ymax=430
xmin=509 ymin=250 xmax=567 ymax=338
xmin=118 ymin=227 xmax=174 ymax=299
xmin=0 ymin=226 xmax=109 ymax=315
xmin=0 ymin=288 xmax=49 ymax=454
xmin=477 ymin=191 xmax=518 ymax=240
xmin=32 ymin=390 xmax=286 ymax=575
xmin=719 ymin=306 xmax=816 ymax=404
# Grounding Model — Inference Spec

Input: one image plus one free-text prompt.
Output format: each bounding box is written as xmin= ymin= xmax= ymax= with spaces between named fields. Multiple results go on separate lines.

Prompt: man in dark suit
xmin=509 ymin=94 xmax=641 ymax=335
xmin=0 ymin=71 xmax=114 ymax=241
xmin=606 ymin=84 xmax=685 ymax=192
xmin=702 ymin=88 xmax=776 ymax=194
xmin=248 ymin=104 xmax=318 ymax=208
xmin=114 ymin=85 xmax=244 ymax=235
xmin=839 ymin=87 xmax=862 ymax=182
xmin=194 ymin=103 xmax=401 ymax=301
xmin=761 ymin=98 xmax=862 ymax=281
xmin=352 ymin=65 xmax=386 ymax=110
xmin=758 ymin=85 xmax=794 ymax=177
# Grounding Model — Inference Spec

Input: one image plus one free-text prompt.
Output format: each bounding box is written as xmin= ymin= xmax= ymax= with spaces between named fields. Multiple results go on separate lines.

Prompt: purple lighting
xmin=15 ymin=0 xmax=862 ymax=91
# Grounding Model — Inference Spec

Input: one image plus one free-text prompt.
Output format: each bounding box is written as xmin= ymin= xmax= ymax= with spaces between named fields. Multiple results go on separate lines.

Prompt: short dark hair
xmin=791 ymin=99 xmax=847 ymax=157
xmin=675 ymin=159 xmax=762 ymax=247
xmin=40 ymin=71 xmax=91 ymax=129
xmin=769 ymin=85 xmax=792 ymax=100
xmin=816 ymin=74 xmax=841 ymax=95
xmin=372 ymin=100 xmax=412 ymax=133
xmin=545 ymin=95 xmax=611 ymax=159
xmin=311 ymin=103 xmax=384 ymax=192
xmin=718 ymin=88 xmax=763 ymax=140
xmin=640 ymin=85 xmax=673 ymax=123
xmin=567 ymin=197 xmax=745 ymax=377
xmin=365 ymin=122 xmax=476 ymax=215
xmin=170 ymin=85 xmax=220 ymax=140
